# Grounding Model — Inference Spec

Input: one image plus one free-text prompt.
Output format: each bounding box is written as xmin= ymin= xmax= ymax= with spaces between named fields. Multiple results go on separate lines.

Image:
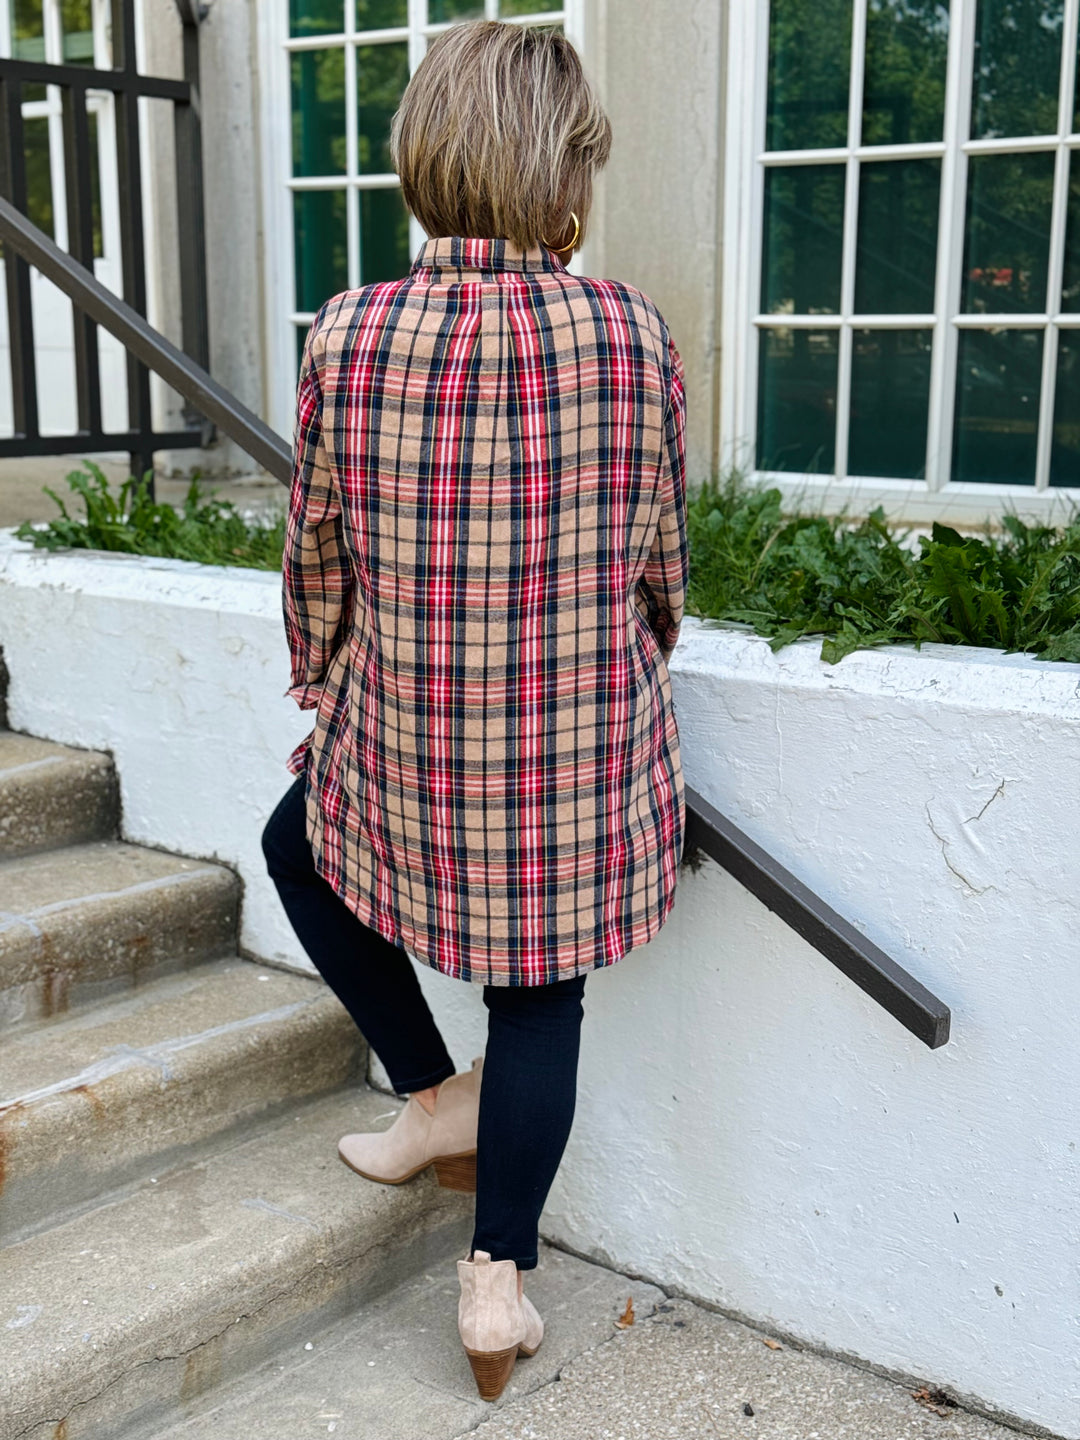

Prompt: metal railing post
xmin=61 ymin=81 xmax=103 ymax=438
xmin=0 ymin=75 xmax=39 ymax=444
xmin=110 ymin=0 xmax=154 ymax=491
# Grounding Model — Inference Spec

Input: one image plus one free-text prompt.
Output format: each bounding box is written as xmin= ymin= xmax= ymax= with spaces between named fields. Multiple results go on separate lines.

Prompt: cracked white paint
xmin=2 ymin=538 xmax=1079 ymax=1436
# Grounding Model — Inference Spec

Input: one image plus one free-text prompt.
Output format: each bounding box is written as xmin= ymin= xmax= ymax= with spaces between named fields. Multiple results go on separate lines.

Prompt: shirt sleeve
xmin=282 ymin=315 xmax=353 ymax=714
xmin=638 ymin=333 xmax=689 ymax=665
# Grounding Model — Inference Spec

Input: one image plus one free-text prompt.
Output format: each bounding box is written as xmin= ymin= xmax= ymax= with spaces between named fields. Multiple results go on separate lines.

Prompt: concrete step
xmin=0 ymin=730 xmax=119 ymax=859
xmin=1 ymin=1086 xmax=474 ymax=1440
xmin=462 ymin=1297 xmax=1024 ymax=1440
xmin=0 ymin=959 xmax=365 ymax=1246
xmin=0 ymin=840 xmax=239 ymax=1026
xmin=149 ymin=1243 xmax=666 ymax=1440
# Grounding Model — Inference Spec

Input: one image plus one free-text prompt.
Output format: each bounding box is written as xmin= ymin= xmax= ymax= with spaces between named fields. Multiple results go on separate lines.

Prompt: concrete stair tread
xmin=0 ymin=731 xmax=110 ymax=772
xmin=1 ymin=1085 xmax=474 ymax=1438
xmin=0 ymin=958 xmax=331 ymax=1100
xmin=0 ymin=840 xmax=240 ymax=1023
xmin=151 ymin=1243 xmax=667 ymax=1440
xmin=0 ymin=731 xmax=118 ymax=859
xmin=0 ymin=959 xmax=364 ymax=1245
xmin=0 ymin=838 xmax=228 ymax=914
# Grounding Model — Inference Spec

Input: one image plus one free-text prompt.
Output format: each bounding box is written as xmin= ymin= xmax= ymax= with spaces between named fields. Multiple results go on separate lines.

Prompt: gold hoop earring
xmin=541 ymin=210 xmax=580 ymax=254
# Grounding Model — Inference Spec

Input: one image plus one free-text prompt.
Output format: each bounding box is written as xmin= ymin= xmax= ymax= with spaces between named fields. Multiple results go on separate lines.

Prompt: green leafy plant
xmin=686 ymin=472 xmax=1080 ymax=663
xmin=16 ymin=464 xmax=1080 ymax=663
xmin=15 ymin=462 xmax=286 ymax=572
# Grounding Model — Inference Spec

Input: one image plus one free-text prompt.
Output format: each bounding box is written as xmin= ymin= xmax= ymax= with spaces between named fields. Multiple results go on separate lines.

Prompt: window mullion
xmin=835 ymin=0 xmax=866 ymax=483
xmin=1035 ymin=0 xmax=1079 ymax=490
xmin=744 ymin=0 xmax=771 ymax=475
xmin=925 ymin=0 xmax=975 ymax=493
xmin=345 ymin=5 xmax=359 ymax=290
xmin=407 ymin=0 xmax=427 ymax=258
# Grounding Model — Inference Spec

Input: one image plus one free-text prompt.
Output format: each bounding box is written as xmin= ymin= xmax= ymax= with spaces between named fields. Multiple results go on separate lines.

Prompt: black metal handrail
xmin=0 ymin=0 xmax=209 ymax=488
xmin=0 ymin=195 xmax=952 ymax=1052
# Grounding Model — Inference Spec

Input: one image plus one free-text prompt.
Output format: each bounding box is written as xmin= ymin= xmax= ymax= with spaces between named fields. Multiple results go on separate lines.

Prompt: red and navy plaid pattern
xmin=284 ymin=235 xmax=688 ymax=985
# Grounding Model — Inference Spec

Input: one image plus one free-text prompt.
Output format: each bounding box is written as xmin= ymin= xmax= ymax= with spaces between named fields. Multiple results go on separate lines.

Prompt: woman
xmin=262 ymin=18 xmax=687 ymax=1403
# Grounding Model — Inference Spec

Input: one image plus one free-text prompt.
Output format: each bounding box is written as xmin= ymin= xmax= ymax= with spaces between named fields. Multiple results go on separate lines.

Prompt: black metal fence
xmin=0 ymin=0 xmax=209 ymax=489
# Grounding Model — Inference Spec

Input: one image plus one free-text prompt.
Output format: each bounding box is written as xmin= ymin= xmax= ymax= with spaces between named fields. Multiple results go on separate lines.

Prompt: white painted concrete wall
xmin=0 ymin=534 xmax=311 ymax=965
xmin=1 ymin=532 xmax=1077 ymax=1437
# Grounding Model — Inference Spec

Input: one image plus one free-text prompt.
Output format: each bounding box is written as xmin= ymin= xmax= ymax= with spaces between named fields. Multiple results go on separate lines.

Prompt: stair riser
xmin=9 ymin=1187 xmax=473 ymax=1440
xmin=0 ymin=871 xmax=240 ymax=1024
xmin=0 ymin=999 xmax=366 ymax=1246
xmin=0 ymin=753 xmax=119 ymax=859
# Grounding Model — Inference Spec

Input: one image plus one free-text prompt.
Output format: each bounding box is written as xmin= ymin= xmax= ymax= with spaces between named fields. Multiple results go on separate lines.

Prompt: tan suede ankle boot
xmin=457 ymin=1249 xmax=544 ymax=1401
xmin=338 ymin=1056 xmax=482 ymax=1192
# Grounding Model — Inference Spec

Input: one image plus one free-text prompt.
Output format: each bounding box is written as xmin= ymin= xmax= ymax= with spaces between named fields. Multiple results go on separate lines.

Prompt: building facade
xmin=4 ymin=0 xmax=1079 ymax=522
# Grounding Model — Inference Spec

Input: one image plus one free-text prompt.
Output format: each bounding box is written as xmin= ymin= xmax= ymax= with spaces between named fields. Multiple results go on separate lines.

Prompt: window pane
xmin=360 ymin=187 xmax=411 ymax=284
xmin=428 ymin=0 xmax=485 ymax=20
xmin=961 ymin=151 xmax=1055 ymax=313
xmin=294 ymin=189 xmax=348 ymax=311
xmin=290 ymin=0 xmax=345 ymax=37
xmin=292 ymin=48 xmax=346 ymax=177
xmin=1050 ymin=333 xmax=1080 ymax=485
xmin=971 ymin=0 xmax=1064 ymax=140
xmin=88 ymin=110 xmax=103 ymax=258
xmin=1061 ymin=155 xmax=1080 ymax=311
xmin=953 ymin=328 xmax=1043 ymax=484
xmin=855 ymin=159 xmax=940 ymax=313
xmin=766 ymin=0 xmax=852 ymax=151
xmin=13 ymin=0 xmax=45 ymax=59
xmin=849 ymin=329 xmax=932 ymax=478
xmin=357 ymin=42 xmax=408 ymax=174
xmin=60 ymin=0 xmax=94 ymax=64
xmin=356 ymin=0 xmax=408 ymax=26
xmin=862 ymin=0 xmax=949 ymax=145
xmin=761 ymin=165 xmax=844 ymax=315
xmin=757 ymin=327 xmax=838 ymax=473
xmin=499 ymin=0 xmax=561 ymax=12
xmin=23 ymin=114 xmax=53 ymax=237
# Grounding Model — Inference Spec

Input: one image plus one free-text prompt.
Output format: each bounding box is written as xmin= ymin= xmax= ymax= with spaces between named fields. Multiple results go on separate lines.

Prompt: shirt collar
xmin=410 ymin=236 xmax=568 ymax=277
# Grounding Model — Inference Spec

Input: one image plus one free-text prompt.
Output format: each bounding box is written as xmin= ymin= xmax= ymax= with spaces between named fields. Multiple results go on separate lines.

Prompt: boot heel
xmin=465 ymin=1344 xmax=518 ymax=1401
xmin=433 ymin=1150 xmax=477 ymax=1192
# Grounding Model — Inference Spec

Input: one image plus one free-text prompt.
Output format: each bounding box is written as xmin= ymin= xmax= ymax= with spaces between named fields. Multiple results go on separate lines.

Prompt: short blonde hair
xmin=390 ymin=21 xmax=611 ymax=253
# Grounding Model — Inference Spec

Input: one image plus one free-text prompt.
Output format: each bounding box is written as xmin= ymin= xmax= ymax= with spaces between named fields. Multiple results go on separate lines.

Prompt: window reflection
xmin=971 ymin=0 xmax=1063 ymax=139
xmin=862 ymin=0 xmax=949 ymax=145
xmin=961 ymin=152 xmax=1055 ymax=313
xmin=757 ymin=328 xmax=839 ymax=473
xmin=766 ymin=0 xmax=852 ymax=151
xmin=953 ymin=329 xmax=1043 ymax=484
xmin=761 ymin=165 xmax=845 ymax=315
xmin=849 ymin=330 xmax=932 ymax=478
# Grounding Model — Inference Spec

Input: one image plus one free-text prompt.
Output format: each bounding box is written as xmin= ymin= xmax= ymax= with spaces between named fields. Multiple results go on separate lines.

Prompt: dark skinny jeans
xmin=261 ymin=776 xmax=586 ymax=1270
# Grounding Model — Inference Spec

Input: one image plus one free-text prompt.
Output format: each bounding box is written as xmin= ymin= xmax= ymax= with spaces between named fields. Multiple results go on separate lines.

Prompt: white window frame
xmin=259 ymin=0 xmax=585 ymax=442
xmin=720 ymin=0 xmax=1080 ymax=524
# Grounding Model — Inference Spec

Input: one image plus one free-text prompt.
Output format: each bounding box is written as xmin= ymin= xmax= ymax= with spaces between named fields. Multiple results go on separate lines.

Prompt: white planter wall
xmin=0 ymin=536 xmax=312 ymax=966
xmin=1 ymin=532 xmax=1077 ymax=1438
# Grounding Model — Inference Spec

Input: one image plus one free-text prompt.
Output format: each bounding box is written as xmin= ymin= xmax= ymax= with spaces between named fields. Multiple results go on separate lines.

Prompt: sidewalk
xmin=465 ymin=1289 xmax=1033 ymax=1440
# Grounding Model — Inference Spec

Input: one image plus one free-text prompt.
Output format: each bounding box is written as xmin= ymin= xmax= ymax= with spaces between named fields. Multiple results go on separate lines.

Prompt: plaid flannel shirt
xmin=284 ymin=235 xmax=688 ymax=986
